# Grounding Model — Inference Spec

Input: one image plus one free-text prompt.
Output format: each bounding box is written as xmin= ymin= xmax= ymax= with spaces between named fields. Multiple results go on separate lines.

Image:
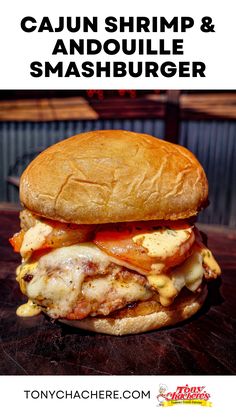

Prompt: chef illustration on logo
xmin=156 ymin=384 xmax=168 ymax=406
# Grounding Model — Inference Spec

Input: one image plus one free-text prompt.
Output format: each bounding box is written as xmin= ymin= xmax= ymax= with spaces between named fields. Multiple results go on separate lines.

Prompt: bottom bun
xmin=60 ymin=285 xmax=208 ymax=336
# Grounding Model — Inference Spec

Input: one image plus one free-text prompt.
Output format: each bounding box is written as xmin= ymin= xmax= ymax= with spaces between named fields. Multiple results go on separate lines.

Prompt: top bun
xmin=20 ymin=130 xmax=208 ymax=224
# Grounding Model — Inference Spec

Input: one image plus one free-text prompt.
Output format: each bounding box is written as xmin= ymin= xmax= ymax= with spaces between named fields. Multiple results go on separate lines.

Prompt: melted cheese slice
xmin=132 ymin=227 xmax=192 ymax=258
xmin=17 ymin=261 xmax=38 ymax=294
xmin=172 ymin=252 xmax=204 ymax=292
xmin=16 ymin=243 xmax=152 ymax=318
xmin=147 ymin=251 xmax=205 ymax=305
xmin=17 ymin=243 xmax=110 ymax=318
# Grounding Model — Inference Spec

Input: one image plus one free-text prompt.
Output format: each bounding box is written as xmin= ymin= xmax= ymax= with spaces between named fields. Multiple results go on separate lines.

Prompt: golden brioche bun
xmin=20 ymin=130 xmax=208 ymax=224
xmin=60 ymin=285 xmax=208 ymax=336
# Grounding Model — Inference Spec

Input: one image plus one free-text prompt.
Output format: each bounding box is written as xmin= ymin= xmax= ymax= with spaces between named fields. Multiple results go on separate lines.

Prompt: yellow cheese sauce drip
xmin=147 ymin=274 xmax=178 ymax=306
xmin=16 ymin=261 xmax=40 ymax=316
xmin=132 ymin=228 xmax=191 ymax=258
xmin=201 ymin=248 xmax=221 ymax=276
xmin=16 ymin=300 xmax=41 ymax=317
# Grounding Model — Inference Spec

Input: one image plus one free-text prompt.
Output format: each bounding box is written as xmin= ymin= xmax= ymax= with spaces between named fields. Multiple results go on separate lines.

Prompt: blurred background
xmin=0 ymin=89 xmax=235 ymax=227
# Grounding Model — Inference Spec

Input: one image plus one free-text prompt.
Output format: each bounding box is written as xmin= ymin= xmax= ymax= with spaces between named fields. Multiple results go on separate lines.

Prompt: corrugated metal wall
xmin=179 ymin=120 xmax=236 ymax=227
xmin=0 ymin=118 xmax=235 ymax=227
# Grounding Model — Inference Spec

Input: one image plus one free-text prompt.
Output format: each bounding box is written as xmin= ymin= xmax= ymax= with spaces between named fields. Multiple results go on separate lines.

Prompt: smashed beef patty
xmin=17 ymin=243 xmax=153 ymax=319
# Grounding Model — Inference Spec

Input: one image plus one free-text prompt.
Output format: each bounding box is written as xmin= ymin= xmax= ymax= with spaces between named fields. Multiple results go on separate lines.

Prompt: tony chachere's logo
xmin=156 ymin=384 xmax=212 ymax=407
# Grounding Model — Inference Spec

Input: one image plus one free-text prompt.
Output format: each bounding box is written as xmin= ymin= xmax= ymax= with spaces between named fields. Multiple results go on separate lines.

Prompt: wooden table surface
xmin=0 ymin=210 xmax=236 ymax=375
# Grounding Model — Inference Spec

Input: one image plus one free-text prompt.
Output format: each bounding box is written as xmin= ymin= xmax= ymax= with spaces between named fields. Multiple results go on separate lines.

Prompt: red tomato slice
xmin=9 ymin=230 xmax=25 ymax=253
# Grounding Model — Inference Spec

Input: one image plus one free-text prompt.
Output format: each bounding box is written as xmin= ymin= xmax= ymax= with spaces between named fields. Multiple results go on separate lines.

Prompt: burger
xmin=10 ymin=130 xmax=221 ymax=335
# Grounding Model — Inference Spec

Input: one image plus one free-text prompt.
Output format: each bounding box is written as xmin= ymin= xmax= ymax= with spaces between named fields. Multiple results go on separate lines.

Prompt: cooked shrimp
xmin=94 ymin=221 xmax=195 ymax=274
xmin=10 ymin=214 xmax=96 ymax=257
